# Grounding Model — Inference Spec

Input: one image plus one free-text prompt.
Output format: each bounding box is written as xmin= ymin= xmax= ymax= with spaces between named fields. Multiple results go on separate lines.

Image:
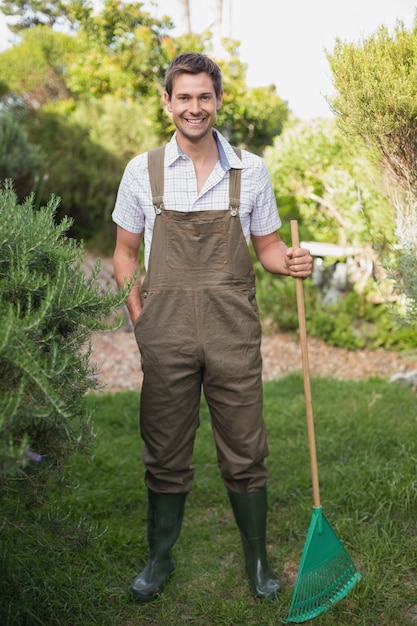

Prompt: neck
xmin=176 ymin=131 xmax=219 ymax=194
xmin=176 ymin=131 xmax=218 ymax=164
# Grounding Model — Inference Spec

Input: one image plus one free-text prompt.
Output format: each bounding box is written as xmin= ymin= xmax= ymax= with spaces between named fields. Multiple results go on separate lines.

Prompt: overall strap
xmin=229 ymin=147 xmax=242 ymax=213
xmin=147 ymin=146 xmax=165 ymax=210
xmin=147 ymin=145 xmax=242 ymax=212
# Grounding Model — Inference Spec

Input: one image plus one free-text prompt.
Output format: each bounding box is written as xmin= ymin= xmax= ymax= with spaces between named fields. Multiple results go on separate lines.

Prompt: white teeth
xmin=187 ymin=119 xmax=203 ymax=124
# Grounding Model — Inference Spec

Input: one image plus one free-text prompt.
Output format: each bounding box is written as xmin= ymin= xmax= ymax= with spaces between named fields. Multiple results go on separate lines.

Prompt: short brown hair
xmin=164 ymin=53 xmax=223 ymax=99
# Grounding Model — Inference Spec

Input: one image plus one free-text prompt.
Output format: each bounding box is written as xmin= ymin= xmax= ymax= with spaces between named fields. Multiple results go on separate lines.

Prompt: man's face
xmin=164 ymin=72 xmax=223 ymax=143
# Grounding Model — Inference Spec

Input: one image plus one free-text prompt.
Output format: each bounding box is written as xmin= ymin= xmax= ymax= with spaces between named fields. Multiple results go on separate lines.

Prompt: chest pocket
xmin=166 ymin=215 xmax=227 ymax=270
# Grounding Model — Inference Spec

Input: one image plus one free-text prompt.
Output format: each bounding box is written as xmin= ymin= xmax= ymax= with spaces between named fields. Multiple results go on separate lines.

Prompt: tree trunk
xmin=178 ymin=0 xmax=191 ymax=33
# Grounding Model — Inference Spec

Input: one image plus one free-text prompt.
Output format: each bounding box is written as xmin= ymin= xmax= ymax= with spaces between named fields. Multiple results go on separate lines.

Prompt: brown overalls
xmin=134 ymin=147 xmax=269 ymax=495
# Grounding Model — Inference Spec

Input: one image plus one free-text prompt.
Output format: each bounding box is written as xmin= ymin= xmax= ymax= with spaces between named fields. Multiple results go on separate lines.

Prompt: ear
xmin=163 ymin=91 xmax=172 ymax=112
xmin=216 ymin=90 xmax=224 ymax=110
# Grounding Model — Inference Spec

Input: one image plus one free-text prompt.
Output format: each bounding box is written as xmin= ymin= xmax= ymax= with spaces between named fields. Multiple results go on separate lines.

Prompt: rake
xmin=285 ymin=220 xmax=361 ymax=623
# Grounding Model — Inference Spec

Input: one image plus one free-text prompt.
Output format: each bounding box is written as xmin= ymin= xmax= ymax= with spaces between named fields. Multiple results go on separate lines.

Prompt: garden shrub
xmin=0 ymin=180 xmax=129 ymax=625
xmin=0 ymin=180 xmax=128 ymax=482
xmin=252 ymin=251 xmax=417 ymax=351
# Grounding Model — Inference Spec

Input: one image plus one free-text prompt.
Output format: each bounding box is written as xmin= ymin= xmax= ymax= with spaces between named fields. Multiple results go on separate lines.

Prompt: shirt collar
xmin=166 ymin=129 xmax=243 ymax=171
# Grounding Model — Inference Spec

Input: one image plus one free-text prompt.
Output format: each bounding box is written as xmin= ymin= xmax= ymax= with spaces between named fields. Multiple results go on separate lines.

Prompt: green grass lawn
xmin=2 ymin=374 xmax=417 ymax=625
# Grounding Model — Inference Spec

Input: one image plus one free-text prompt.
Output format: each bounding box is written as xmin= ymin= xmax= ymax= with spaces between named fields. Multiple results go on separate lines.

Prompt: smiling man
xmin=112 ymin=52 xmax=312 ymax=604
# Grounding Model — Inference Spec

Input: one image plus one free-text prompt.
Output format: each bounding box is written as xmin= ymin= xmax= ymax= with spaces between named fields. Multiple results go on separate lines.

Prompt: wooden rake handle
xmin=290 ymin=220 xmax=321 ymax=509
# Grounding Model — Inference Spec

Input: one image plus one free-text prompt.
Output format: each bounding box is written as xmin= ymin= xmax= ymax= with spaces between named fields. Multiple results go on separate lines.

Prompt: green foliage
xmin=0 ymin=0 xmax=73 ymax=32
xmin=304 ymin=289 xmax=416 ymax=351
xmin=397 ymin=243 xmax=417 ymax=323
xmin=222 ymin=83 xmax=288 ymax=155
xmin=2 ymin=380 xmax=417 ymax=625
xmin=25 ymin=96 xmax=160 ymax=240
xmin=25 ymin=104 xmax=126 ymax=239
xmin=261 ymin=117 xmax=417 ymax=343
xmin=264 ymin=118 xmax=394 ymax=248
xmin=0 ymin=26 xmax=76 ymax=107
xmin=382 ymin=195 xmax=417 ymax=327
xmin=0 ymin=7 xmax=289 ymax=245
xmin=253 ymin=246 xmax=417 ymax=351
xmin=327 ymin=18 xmax=417 ymax=326
xmin=70 ymin=94 xmax=160 ymax=162
xmin=0 ymin=110 xmax=44 ymax=181
xmin=307 ymin=291 xmax=365 ymax=349
xmin=328 ymin=19 xmax=417 ymax=195
xmin=0 ymin=180 xmax=128 ymax=484
xmin=65 ymin=3 xmax=173 ymax=103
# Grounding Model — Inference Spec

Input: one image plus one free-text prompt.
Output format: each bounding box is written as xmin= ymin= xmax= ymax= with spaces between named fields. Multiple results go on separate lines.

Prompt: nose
xmin=188 ymin=98 xmax=202 ymax=114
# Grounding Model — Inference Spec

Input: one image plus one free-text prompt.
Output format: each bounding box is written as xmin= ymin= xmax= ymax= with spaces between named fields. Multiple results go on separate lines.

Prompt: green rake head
xmin=285 ymin=507 xmax=361 ymax=623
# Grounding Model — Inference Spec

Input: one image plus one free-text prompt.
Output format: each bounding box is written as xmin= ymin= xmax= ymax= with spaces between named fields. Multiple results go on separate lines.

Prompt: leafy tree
xmin=26 ymin=104 xmax=126 ymax=240
xmin=0 ymin=13 xmax=170 ymax=239
xmin=0 ymin=26 xmax=75 ymax=109
xmin=328 ymin=19 xmax=417 ymax=196
xmin=264 ymin=118 xmax=393 ymax=247
xmin=327 ymin=17 xmax=417 ymax=323
xmin=0 ymin=0 xmax=67 ymax=31
xmin=0 ymin=110 xmax=44 ymax=182
xmin=65 ymin=0 xmax=174 ymax=101
xmin=255 ymin=117 xmax=417 ymax=350
xmin=28 ymin=97 xmax=160 ymax=242
xmin=0 ymin=2 xmax=289 ymax=244
xmin=70 ymin=95 xmax=160 ymax=162
xmin=0 ymin=2 xmax=174 ymax=107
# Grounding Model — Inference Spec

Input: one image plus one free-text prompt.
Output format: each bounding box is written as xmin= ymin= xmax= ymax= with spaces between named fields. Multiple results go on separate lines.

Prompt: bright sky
xmin=1 ymin=0 xmax=416 ymax=119
xmin=145 ymin=0 xmax=417 ymax=119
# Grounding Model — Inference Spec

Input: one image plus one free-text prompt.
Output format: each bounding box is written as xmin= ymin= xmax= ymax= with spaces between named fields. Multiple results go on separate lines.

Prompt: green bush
xmin=253 ymin=249 xmax=417 ymax=351
xmin=0 ymin=111 xmax=44 ymax=182
xmin=0 ymin=179 xmax=132 ymax=625
xmin=0 ymin=178 xmax=128 ymax=493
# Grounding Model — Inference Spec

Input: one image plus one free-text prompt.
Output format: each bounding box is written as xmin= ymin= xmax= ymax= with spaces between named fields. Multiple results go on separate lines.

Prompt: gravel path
xmin=88 ymin=326 xmax=417 ymax=393
xmin=85 ymin=255 xmax=417 ymax=393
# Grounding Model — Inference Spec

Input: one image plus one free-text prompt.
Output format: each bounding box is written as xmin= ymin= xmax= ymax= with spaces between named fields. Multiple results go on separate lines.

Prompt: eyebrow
xmin=175 ymin=92 xmax=214 ymax=97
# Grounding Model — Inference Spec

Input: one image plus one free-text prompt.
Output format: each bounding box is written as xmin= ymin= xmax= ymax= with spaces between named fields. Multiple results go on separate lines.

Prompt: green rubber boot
xmin=228 ymin=488 xmax=284 ymax=600
xmin=131 ymin=490 xmax=187 ymax=603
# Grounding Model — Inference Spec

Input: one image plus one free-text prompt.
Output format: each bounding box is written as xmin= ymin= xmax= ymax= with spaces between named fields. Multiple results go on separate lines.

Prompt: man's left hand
xmin=285 ymin=247 xmax=313 ymax=278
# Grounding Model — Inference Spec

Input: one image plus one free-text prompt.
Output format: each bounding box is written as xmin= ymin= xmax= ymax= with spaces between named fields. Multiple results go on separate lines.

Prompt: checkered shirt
xmin=112 ymin=129 xmax=282 ymax=269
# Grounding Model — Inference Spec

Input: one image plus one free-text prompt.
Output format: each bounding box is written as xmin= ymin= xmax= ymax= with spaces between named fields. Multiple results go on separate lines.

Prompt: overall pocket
xmin=166 ymin=220 xmax=227 ymax=270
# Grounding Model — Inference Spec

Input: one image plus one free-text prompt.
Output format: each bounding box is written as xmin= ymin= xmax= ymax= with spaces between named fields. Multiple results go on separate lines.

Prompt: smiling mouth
xmin=185 ymin=118 xmax=205 ymax=125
